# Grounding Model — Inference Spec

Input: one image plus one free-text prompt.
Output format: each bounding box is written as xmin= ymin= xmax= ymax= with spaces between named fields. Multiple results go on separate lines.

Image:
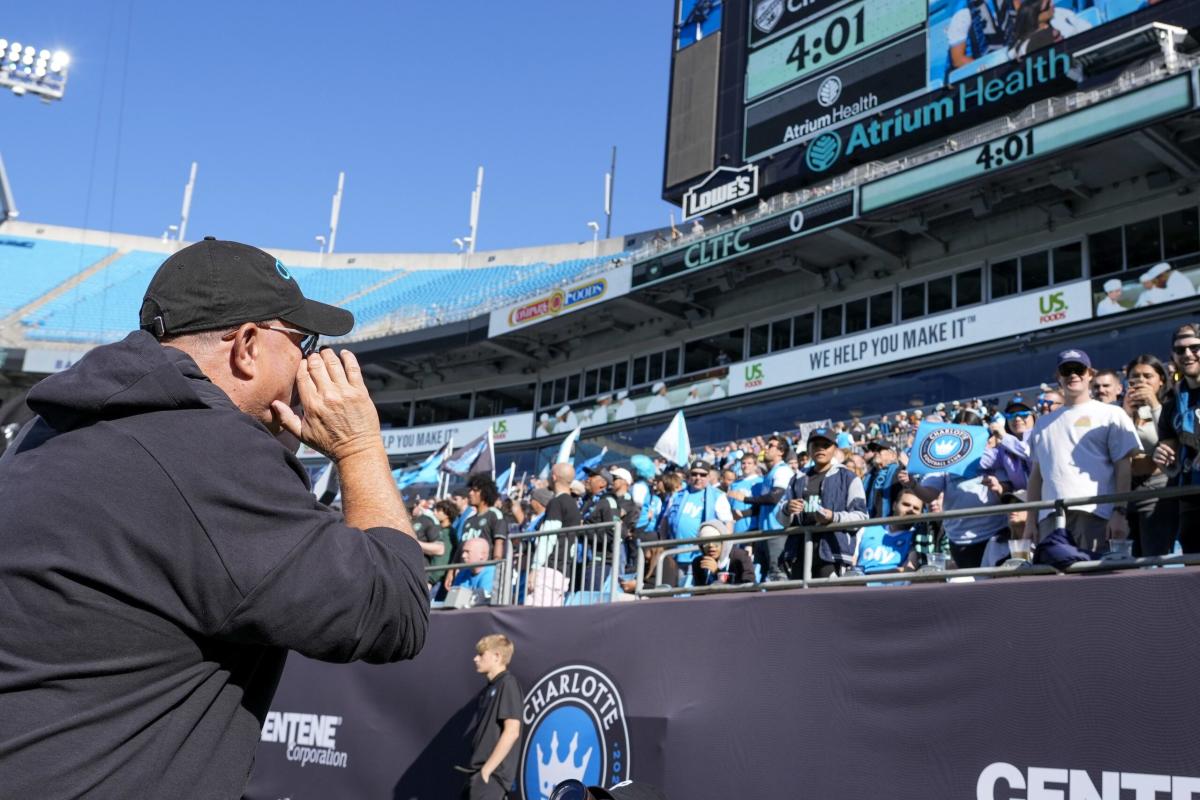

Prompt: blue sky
xmin=1 ymin=2 xmax=678 ymax=254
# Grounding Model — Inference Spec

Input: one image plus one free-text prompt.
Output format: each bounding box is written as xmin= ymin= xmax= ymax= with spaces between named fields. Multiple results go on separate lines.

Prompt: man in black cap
xmin=658 ymin=459 xmax=734 ymax=580
xmin=0 ymin=239 xmax=429 ymax=798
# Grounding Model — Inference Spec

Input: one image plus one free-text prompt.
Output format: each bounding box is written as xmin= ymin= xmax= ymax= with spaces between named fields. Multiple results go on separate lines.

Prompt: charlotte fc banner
xmin=244 ymin=570 xmax=1200 ymax=799
xmin=907 ymin=420 xmax=989 ymax=478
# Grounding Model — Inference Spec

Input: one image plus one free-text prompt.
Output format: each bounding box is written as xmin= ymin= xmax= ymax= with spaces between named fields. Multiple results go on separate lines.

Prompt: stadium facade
xmin=4 ymin=0 xmax=1200 ymax=487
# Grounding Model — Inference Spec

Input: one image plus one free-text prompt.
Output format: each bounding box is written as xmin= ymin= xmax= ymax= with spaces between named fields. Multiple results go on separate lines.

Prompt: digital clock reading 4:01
xmin=786 ymin=7 xmax=865 ymax=74
xmin=974 ymin=130 xmax=1035 ymax=170
xmin=745 ymin=0 xmax=926 ymax=101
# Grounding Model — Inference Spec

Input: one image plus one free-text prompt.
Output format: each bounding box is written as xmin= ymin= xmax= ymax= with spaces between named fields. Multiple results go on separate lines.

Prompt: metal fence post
xmin=499 ymin=540 xmax=514 ymax=607
xmin=1054 ymin=499 xmax=1068 ymax=532
xmin=803 ymin=530 xmax=812 ymax=588
xmin=610 ymin=521 xmax=622 ymax=603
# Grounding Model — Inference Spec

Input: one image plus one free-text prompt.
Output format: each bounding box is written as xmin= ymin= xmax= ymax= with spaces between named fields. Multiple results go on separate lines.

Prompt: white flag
xmin=654 ymin=410 xmax=692 ymax=467
xmin=556 ymin=426 xmax=582 ymax=465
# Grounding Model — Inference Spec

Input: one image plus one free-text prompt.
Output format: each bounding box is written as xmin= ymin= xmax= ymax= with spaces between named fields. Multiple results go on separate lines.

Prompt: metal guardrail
xmin=635 ymin=484 xmax=1200 ymax=598
xmin=425 ymin=522 xmax=623 ymax=608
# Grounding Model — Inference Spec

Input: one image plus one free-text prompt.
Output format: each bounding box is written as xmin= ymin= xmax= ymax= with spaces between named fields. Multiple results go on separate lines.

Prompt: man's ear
xmin=228 ymin=323 xmax=260 ymax=379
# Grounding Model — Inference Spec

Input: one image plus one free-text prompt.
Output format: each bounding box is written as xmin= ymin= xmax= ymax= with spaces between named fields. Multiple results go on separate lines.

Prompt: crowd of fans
xmin=406 ymin=324 xmax=1200 ymax=603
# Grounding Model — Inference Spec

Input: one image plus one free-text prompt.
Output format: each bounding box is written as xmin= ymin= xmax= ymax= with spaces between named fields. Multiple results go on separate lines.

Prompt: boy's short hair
xmin=475 ymin=634 xmax=514 ymax=665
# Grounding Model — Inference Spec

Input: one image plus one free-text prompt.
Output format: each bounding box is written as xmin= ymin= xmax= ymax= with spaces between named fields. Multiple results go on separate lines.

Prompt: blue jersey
xmin=729 ymin=476 xmax=762 ymax=534
xmin=857 ymin=526 xmax=915 ymax=574
xmin=452 ymin=564 xmax=496 ymax=593
xmin=664 ymin=486 xmax=725 ymax=564
xmin=757 ymin=462 xmax=793 ymax=532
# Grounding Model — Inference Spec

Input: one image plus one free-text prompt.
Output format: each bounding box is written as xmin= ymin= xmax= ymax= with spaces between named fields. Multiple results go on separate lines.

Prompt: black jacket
xmin=0 ymin=331 xmax=429 ymax=799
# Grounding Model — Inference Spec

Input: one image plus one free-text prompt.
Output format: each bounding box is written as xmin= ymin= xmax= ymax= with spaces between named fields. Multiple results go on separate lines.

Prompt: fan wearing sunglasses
xmin=1023 ymin=349 xmax=1142 ymax=553
xmin=0 ymin=238 xmax=430 ymax=799
xmin=1153 ymin=324 xmax=1200 ymax=553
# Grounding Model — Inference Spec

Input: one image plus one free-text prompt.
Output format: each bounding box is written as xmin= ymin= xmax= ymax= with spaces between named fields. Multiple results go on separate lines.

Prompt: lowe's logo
xmin=682 ymin=164 xmax=759 ymax=221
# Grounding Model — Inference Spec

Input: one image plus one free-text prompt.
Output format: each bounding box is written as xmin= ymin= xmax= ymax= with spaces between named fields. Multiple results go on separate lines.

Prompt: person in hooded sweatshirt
xmin=0 ymin=239 xmax=430 ymax=799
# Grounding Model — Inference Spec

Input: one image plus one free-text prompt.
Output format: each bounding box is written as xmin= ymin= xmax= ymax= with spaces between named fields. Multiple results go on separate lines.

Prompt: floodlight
xmin=0 ymin=37 xmax=70 ymax=100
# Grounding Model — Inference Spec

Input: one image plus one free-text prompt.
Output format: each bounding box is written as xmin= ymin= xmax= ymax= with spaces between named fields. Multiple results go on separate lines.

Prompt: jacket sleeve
xmin=151 ymin=412 xmax=429 ymax=665
xmin=775 ymin=477 xmax=800 ymax=527
xmin=831 ymin=475 xmax=869 ymax=526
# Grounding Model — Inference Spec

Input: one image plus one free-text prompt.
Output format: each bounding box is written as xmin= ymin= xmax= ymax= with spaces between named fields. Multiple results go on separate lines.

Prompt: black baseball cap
xmin=687 ymin=459 xmax=713 ymax=474
xmin=807 ymin=427 xmax=837 ymax=446
xmin=140 ymin=238 xmax=354 ymax=338
xmin=584 ymin=466 xmax=611 ymax=483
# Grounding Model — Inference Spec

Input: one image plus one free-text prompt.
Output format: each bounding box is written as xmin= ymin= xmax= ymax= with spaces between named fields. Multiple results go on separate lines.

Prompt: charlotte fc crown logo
xmin=520 ymin=665 xmax=630 ymax=800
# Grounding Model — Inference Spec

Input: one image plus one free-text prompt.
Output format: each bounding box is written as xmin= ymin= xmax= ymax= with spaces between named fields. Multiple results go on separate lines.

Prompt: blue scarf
xmin=1174 ymin=383 xmax=1200 ymax=485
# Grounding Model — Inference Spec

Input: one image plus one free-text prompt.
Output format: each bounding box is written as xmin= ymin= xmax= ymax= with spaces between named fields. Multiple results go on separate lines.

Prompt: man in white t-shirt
xmin=1024 ymin=348 xmax=1141 ymax=552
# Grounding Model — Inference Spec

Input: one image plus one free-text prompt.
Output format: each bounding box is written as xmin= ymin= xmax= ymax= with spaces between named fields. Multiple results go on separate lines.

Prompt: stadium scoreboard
xmin=663 ymin=0 xmax=1200 ymax=216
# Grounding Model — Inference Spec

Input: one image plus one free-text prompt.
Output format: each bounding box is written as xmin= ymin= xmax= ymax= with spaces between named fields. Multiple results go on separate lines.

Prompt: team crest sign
xmin=519 ymin=664 xmax=630 ymax=800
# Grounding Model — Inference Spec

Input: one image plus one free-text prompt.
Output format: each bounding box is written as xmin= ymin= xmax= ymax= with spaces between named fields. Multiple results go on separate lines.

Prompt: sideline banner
xmin=245 ymin=569 xmax=1200 ymax=799
xmin=730 ymin=280 xmax=1094 ymax=398
xmin=488 ymin=265 xmax=632 ymax=338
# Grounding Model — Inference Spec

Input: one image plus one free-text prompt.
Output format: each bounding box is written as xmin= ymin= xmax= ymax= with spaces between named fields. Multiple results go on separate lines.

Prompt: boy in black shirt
xmin=462 ymin=634 xmax=523 ymax=800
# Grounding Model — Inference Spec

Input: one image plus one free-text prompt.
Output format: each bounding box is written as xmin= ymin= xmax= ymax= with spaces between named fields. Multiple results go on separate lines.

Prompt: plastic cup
xmin=717 ymin=571 xmax=731 ymax=584
xmin=1008 ymin=539 xmax=1034 ymax=562
xmin=927 ymin=553 xmax=948 ymax=571
xmin=1107 ymin=539 xmax=1134 ymax=558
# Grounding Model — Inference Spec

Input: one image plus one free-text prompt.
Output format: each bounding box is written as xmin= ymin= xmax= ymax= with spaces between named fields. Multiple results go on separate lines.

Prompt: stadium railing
xmin=425 ymin=521 xmax=623 ymax=610
xmin=635 ymin=484 xmax=1200 ymax=598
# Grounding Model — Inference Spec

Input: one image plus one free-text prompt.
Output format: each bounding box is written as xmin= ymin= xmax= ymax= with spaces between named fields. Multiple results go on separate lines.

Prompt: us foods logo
xmin=260 ymin=710 xmax=349 ymax=769
xmin=805 ymin=131 xmax=842 ymax=172
xmin=520 ymin=665 xmax=630 ymax=800
xmin=744 ymin=362 xmax=765 ymax=388
xmin=493 ymin=419 xmax=509 ymax=439
xmin=1038 ymin=291 xmax=1068 ymax=324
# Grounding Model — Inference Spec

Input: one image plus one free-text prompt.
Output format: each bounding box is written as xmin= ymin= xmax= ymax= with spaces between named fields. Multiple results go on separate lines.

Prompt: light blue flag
xmin=907 ymin=421 xmax=989 ymax=478
xmin=393 ymin=443 xmax=449 ymax=489
xmin=574 ymin=447 xmax=609 ymax=481
xmin=654 ymin=410 xmax=692 ymax=467
xmin=496 ymin=462 xmax=515 ymax=494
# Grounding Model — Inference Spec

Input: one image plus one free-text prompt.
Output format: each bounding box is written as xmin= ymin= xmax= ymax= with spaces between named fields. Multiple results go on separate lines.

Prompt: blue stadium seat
xmin=0 ymin=237 xmax=116 ymax=318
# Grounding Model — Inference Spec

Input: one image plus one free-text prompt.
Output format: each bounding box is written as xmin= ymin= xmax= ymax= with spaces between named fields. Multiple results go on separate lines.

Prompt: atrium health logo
xmin=275 ymin=259 xmax=292 ymax=281
xmin=520 ymin=665 xmax=630 ymax=800
xmin=805 ymin=131 xmax=842 ymax=173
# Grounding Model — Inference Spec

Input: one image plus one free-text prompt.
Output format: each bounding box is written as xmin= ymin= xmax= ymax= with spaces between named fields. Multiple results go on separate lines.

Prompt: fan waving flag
xmin=440 ymin=430 xmax=494 ymax=477
xmin=393 ymin=442 xmax=451 ymax=489
xmin=907 ymin=421 xmax=989 ymax=478
xmin=654 ymin=410 xmax=692 ymax=467
xmin=556 ymin=426 xmax=582 ymax=465
xmin=495 ymin=462 xmax=516 ymax=495
xmin=574 ymin=447 xmax=609 ymax=480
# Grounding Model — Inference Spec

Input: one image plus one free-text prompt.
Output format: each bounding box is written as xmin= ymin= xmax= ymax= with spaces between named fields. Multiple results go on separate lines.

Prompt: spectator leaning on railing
xmin=660 ymin=460 xmax=733 ymax=577
xmin=1025 ymin=349 xmax=1141 ymax=553
xmin=1154 ymin=324 xmax=1200 ymax=554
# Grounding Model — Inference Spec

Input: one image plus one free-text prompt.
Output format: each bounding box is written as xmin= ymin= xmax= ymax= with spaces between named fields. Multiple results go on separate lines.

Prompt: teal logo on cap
xmin=275 ymin=259 xmax=292 ymax=280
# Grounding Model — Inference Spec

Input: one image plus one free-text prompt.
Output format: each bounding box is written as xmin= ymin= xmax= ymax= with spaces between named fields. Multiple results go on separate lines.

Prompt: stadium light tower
xmin=0 ymin=151 xmax=18 ymax=221
xmin=0 ymin=40 xmax=70 ymax=101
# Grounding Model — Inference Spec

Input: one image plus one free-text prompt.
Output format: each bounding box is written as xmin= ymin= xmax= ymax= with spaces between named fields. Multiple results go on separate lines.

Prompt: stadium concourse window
xmin=749 ymin=311 xmax=815 ymax=358
xmin=474 ymin=384 xmax=535 ymax=418
xmin=901 ymin=269 xmax=981 ymax=322
xmin=683 ymin=329 xmax=742 ymax=373
xmin=412 ymin=393 xmax=471 ymax=426
xmin=378 ymin=401 xmax=411 ymax=428
xmin=582 ymin=361 xmax=629 ymax=401
xmin=1088 ymin=207 xmax=1200 ymax=276
xmin=631 ymin=346 xmax=681 ymax=388
xmin=989 ymin=243 xmax=1081 ymax=299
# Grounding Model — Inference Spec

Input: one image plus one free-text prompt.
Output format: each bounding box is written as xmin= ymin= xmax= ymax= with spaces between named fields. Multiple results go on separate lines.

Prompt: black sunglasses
xmin=1058 ymin=363 xmax=1088 ymax=377
xmin=1172 ymin=343 xmax=1200 ymax=357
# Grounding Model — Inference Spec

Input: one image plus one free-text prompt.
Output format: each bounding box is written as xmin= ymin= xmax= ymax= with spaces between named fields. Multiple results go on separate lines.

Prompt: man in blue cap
xmin=1024 ymin=348 xmax=1140 ymax=552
